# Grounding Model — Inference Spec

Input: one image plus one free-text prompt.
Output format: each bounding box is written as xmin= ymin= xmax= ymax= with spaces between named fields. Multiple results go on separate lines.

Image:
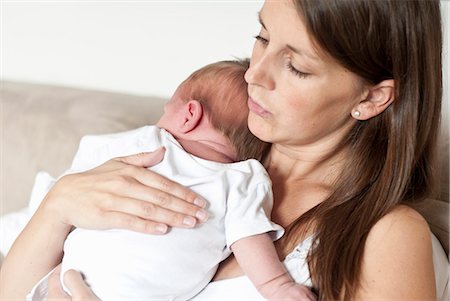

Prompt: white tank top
xmin=190 ymin=236 xmax=314 ymax=300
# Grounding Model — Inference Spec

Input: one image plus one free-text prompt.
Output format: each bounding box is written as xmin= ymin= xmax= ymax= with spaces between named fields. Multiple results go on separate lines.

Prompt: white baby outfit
xmin=28 ymin=235 xmax=314 ymax=301
xmin=29 ymin=126 xmax=283 ymax=301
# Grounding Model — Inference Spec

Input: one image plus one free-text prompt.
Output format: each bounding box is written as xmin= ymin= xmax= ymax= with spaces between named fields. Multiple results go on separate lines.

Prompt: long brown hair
xmin=280 ymin=0 xmax=443 ymax=299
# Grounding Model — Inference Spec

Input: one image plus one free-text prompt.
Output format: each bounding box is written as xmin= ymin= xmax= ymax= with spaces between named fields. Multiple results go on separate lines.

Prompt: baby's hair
xmin=174 ymin=59 xmax=271 ymax=162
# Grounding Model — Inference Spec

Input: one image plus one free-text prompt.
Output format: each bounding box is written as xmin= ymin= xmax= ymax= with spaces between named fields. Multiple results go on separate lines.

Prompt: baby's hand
xmin=256 ymin=271 xmax=316 ymax=301
xmin=266 ymin=282 xmax=317 ymax=301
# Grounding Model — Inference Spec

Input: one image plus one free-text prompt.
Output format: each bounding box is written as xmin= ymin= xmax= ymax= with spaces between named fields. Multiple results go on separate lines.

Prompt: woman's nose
xmin=245 ymin=51 xmax=275 ymax=91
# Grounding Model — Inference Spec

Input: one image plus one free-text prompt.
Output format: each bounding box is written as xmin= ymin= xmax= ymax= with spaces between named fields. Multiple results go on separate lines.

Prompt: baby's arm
xmin=231 ymin=233 xmax=316 ymax=301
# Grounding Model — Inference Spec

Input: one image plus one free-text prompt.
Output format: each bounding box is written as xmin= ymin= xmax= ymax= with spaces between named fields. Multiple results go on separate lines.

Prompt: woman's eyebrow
xmin=258 ymin=11 xmax=319 ymax=63
xmin=287 ymin=44 xmax=320 ymax=62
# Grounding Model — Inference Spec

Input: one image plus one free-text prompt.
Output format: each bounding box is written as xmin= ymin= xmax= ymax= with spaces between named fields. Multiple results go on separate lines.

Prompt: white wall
xmin=1 ymin=0 xmax=448 ymax=103
xmin=1 ymin=1 xmax=264 ymax=97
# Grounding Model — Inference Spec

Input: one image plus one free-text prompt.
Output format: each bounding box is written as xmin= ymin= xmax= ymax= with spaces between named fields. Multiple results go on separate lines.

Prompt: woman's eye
xmin=254 ymin=35 xmax=269 ymax=45
xmin=285 ymin=62 xmax=310 ymax=78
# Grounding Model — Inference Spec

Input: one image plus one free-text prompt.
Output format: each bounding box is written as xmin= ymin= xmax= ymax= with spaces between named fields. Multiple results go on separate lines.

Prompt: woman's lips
xmin=248 ymin=97 xmax=271 ymax=117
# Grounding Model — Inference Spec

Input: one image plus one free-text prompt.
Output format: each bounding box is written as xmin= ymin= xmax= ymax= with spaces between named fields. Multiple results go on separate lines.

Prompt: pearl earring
xmin=353 ymin=110 xmax=361 ymax=118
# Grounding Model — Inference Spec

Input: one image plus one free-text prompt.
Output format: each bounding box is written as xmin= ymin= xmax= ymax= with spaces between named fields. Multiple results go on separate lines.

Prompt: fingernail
xmin=156 ymin=224 xmax=168 ymax=234
xmin=196 ymin=210 xmax=209 ymax=222
xmin=183 ymin=216 xmax=196 ymax=227
xmin=193 ymin=197 xmax=207 ymax=208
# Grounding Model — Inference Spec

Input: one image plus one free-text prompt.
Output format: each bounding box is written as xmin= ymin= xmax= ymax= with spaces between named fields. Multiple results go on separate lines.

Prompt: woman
xmin=0 ymin=0 xmax=442 ymax=300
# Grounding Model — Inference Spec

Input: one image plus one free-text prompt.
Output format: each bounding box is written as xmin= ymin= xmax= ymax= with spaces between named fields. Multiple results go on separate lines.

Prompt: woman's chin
xmin=248 ymin=114 xmax=273 ymax=143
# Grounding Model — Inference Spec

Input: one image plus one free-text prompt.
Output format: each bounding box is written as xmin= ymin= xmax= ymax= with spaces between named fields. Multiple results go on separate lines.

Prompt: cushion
xmin=1 ymin=81 xmax=166 ymax=215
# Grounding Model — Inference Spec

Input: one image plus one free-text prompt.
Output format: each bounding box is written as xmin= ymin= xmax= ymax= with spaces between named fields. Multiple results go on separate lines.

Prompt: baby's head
xmin=158 ymin=59 xmax=271 ymax=162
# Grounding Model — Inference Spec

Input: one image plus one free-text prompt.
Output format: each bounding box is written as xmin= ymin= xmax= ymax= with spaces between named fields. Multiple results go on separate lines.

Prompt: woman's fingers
xmin=47 ymin=265 xmax=70 ymax=300
xmin=119 ymin=160 xmax=208 ymax=208
xmin=114 ymin=148 xmax=166 ymax=168
xmin=101 ymin=211 xmax=169 ymax=234
xmin=104 ymin=178 xmax=209 ymax=223
xmin=46 ymin=265 xmax=100 ymax=301
xmin=113 ymin=149 xmax=208 ymax=209
xmin=104 ymin=195 xmax=205 ymax=228
xmin=137 ymin=168 xmax=207 ymax=207
xmin=63 ymin=270 xmax=101 ymax=301
xmin=109 ymin=151 xmax=210 ymax=226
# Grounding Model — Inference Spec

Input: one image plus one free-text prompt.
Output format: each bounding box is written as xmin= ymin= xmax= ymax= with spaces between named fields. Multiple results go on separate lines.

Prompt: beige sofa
xmin=1 ymin=81 xmax=448 ymax=298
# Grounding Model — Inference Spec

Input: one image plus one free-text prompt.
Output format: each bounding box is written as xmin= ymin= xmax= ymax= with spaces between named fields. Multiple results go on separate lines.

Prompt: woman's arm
xmin=0 ymin=207 xmax=71 ymax=299
xmin=0 ymin=150 xmax=208 ymax=299
xmin=354 ymin=205 xmax=436 ymax=300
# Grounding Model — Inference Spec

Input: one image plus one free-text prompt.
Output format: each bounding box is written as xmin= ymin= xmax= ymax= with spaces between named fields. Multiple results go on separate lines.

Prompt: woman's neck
xmin=266 ymin=144 xmax=344 ymax=184
xmin=266 ymin=143 xmax=347 ymax=228
xmin=265 ymin=118 xmax=353 ymax=182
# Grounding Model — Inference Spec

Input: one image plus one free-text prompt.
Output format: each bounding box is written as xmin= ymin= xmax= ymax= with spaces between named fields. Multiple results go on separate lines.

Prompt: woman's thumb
xmin=115 ymin=147 xmax=166 ymax=168
xmin=63 ymin=269 xmax=99 ymax=300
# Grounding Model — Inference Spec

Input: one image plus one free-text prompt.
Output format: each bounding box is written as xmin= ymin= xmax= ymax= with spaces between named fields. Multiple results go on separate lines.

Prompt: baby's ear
xmin=180 ymin=100 xmax=204 ymax=133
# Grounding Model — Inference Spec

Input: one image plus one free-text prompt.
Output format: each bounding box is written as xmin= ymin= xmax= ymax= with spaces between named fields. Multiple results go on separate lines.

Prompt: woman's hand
xmin=0 ymin=148 xmax=209 ymax=299
xmin=42 ymin=148 xmax=209 ymax=234
xmin=47 ymin=265 xmax=100 ymax=301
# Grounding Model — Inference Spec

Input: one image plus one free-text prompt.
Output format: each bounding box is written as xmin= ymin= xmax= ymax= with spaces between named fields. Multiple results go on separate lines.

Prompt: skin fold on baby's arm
xmin=231 ymin=233 xmax=316 ymax=301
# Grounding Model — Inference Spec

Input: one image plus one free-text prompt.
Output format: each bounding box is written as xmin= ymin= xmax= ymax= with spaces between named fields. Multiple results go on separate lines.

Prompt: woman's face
xmin=245 ymin=0 xmax=365 ymax=152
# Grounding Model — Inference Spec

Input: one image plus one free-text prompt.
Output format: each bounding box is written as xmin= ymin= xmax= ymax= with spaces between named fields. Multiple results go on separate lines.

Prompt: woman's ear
xmin=351 ymin=79 xmax=395 ymax=120
xmin=180 ymin=100 xmax=203 ymax=133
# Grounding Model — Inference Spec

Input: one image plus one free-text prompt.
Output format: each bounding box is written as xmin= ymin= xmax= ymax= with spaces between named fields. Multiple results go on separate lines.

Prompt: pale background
xmin=1 ymin=0 xmax=448 ymax=136
xmin=1 ymin=0 xmax=264 ymax=98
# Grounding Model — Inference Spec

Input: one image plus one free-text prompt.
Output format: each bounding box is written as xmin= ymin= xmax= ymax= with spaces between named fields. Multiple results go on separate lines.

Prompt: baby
xmin=29 ymin=60 xmax=313 ymax=300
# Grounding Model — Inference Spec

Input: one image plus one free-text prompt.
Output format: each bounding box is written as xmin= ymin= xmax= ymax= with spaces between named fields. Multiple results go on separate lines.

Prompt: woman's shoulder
xmin=356 ymin=204 xmax=435 ymax=300
xmin=368 ymin=204 xmax=431 ymax=242
xmin=365 ymin=204 xmax=432 ymax=260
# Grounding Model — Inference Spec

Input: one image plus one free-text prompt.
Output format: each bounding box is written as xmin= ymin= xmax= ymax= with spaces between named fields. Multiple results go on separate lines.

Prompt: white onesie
xmin=35 ymin=126 xmax=282 ymax=301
